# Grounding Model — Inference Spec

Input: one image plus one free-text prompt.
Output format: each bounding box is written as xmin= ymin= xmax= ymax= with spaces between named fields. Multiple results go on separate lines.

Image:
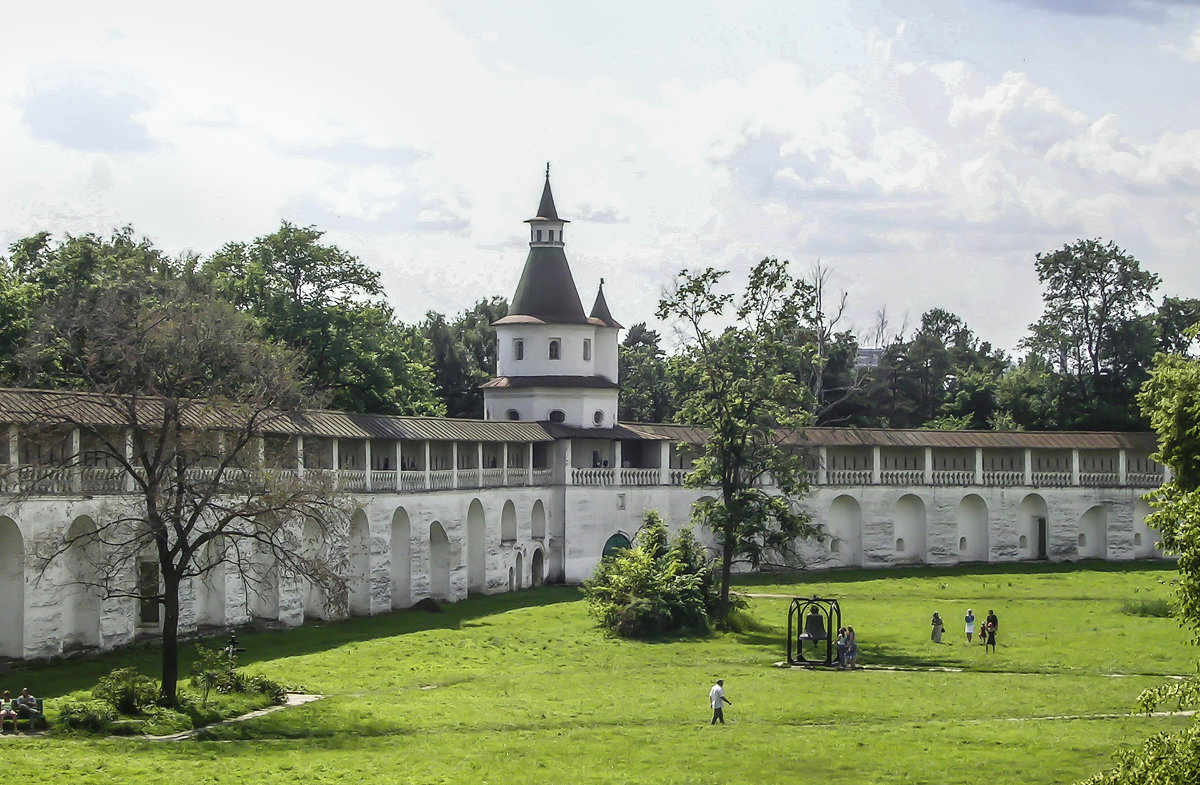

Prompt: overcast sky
xmin=3 ymin=0 xmax=1200 ymax=353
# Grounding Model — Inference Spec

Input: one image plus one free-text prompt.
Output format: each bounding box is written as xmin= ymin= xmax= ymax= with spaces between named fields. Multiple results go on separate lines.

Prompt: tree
xmin=422 ymin=297 xmax=507 ymax=418
xmin=203 ymin=222 xmax=442 ymax=415
xmin=1082 ymin=327 xmax=1200 ymax=783
xmin=581 ymin=511 xmax=718 ymax=638
xmin=618 ymin=323 xmax=676 ymax=423
xmin=1022 ymin=238 xmax=1160 ymax=430
xmin=657 ymin=258 xmax=821 ymax=619
xmin=14 ymin=265 xmax=350 ymax=706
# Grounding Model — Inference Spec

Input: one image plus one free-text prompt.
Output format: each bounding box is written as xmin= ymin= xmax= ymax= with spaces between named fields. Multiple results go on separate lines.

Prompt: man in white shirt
xmin=709 ymin=679 xmax=731 ymax=725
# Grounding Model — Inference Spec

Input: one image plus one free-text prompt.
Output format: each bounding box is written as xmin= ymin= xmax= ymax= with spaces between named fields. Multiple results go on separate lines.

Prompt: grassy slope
xmin=2 ymin=562 xmax=1193 ymax=785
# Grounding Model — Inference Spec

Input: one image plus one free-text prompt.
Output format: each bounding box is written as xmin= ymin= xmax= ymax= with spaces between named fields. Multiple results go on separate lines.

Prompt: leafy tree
xmin=204 ymin=222 xmax=441 ymax=415
xmin=422 ymin=297 xmax=508 ymax=418
xmin=618 ymin=323 xmax=676 ymax=423
xmin=1156 ymin=296 xmax=1200 ymax=356
xmin=1022 ymin=238 xmax=1159 ymax=430
xmin=15 ymin=263 xmax=350 ymax=707
xmin=657 ymin=258 xmax=820 ymax=618
xmin=581 ymin=511 xmax=718 ymax=638
xmin=1082 ymin=327 xmax=1200 ymax=783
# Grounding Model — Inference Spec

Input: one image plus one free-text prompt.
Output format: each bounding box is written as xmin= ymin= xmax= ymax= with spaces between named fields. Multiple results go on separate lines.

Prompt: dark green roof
xmin=499 ymin=245 xmax=589 ymax=324
xmin=535 ymin=176 xmax=560 ymax=221
xmin=589 ymin=282 xmax=622 ymax=329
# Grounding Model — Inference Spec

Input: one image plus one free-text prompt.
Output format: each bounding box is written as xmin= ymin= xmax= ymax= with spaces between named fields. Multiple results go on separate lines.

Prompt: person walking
xmin=964 ymin=608 xmax=975 ymax=643
xmin=930 ymin=612 xmax=945 ymax=643
xmin=985 ymin=610 xmax=998 ymax=653
xmin=845 ymin=626 xmax=859 ymax=669
xmin=709 ymin=679 xmax=732 ymax=725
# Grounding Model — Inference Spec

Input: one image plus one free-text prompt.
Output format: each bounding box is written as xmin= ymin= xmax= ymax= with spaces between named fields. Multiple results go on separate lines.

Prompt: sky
xmin=3 ymin=0 xmax=1200 ymax=354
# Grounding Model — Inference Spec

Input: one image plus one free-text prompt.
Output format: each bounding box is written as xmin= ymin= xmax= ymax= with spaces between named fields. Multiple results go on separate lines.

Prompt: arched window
xmin=514 ymin=339 xmax=524 ymax=360
xmin=507 ymin=409 xmax=520 ymax=421
xmin=548 ymin=339 xmax=560 ymax=360
xmin=549 ymin=410 xmax=566 ymax=423
xmin=583 ymin=339 xmax=591 ymax=361
xmin=536 ymin=229 xmax=543 ymax=242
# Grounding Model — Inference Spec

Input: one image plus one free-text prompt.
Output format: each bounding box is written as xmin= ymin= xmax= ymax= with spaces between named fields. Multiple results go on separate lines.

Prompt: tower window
xmin=507 ymin=409 xmax=520 ymax=421
xmin=549 ymin=339 xmax=560 ymax=360
xmin=536 ymin=229 xmax=543 ymax=242
xmin=593 ymin=410 xmax=604 ymax=425
xmin=549 ymin=410 xmax=566 ymax=423
xmin=514 ymin=339 xmax=524 ymax=361
xmin=583 ymin=339 xmax=591 ymax=361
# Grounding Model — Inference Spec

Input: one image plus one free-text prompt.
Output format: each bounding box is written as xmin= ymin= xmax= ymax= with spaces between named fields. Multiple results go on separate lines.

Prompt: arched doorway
xmin=348 ymin=509 xmax=371 ymax=616
xmin=501 ymin=500 xmax=517 ymax=542
xmin=0 ymin=517 xmax=24 ymax=658
xmin=64 ymin=516 xmax=102 ymax=650
xmin=248 ymin=529 xmax=280 ymax=623
xmin=429 ymin=521 xmax=450 ymax=601
xmin=531 ymin=500 xmax=546 ymax=540
xmin=530 ymin=549 xmax=544 ymax=587
xmin=390 ymin=508 xmax=412 ymax=609
xmin=194 ymin=536 xmax=227 ymax=628
xmin=515 ymin=551 xmax=524 ymax=590
xmin=895 ymin=495 xmax=927 ymax=564
xmin=467 ymin=499 xmax=486 ymax=593
xmin=602 ymin=532 xmax=632 ymax=559
xmin=956 ymin=495 xmax=989 ymax=563
xmin=301 ymin=517 xmax=328 ymax=620
xmin=827 ymin=495 xmax=863 ymax=566
xmin=1077 ymin=505 xmax=1108 ymax=560
xmin=1133 ymin=498 xmax=1159 ymax=558
xmin=1019 ymin=494 xmax=1050 ymax=560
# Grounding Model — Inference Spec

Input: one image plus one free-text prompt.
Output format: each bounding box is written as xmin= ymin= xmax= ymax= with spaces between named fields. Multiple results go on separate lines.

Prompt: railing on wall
xmin=0 ymin=455 xmax=1168 ymax=496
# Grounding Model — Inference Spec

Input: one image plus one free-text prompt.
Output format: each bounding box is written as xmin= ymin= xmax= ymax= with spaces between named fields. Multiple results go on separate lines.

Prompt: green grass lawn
xmin=2 ymin=561 xmax=1194 ymax=784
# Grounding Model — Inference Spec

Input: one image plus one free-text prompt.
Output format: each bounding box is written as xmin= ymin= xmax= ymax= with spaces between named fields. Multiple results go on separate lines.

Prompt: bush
xmin=57 ymin=699 xmax=118 ymax=732
xmin=92 ymin=667 xmax=159 ymax=714
xmin=582 ymin=511 xmax=720 ymax=639
xmin=1119 ymin=598 xmax=1174 ymax=617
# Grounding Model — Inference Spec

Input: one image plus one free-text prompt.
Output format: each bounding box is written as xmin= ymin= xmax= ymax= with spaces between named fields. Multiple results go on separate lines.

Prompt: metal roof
xmin=0 ymin=388 xmax=555 ymax=443
xmin=480 ymin=375 xmax=620 ymax=390
xmin=615 ymin=421 xmax=1158 ymax=451
xmin=588 ymin=282 xmax=622 ymax=329
xmin=499 ymin=245 xmax=589 ymax=326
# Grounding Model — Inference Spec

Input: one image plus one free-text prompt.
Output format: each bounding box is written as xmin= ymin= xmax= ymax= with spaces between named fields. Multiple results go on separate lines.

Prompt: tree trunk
xmin=717 ymin=538 xmax=734 ymax=621
xmin=160 ymin=573 xmax=181 ymax=707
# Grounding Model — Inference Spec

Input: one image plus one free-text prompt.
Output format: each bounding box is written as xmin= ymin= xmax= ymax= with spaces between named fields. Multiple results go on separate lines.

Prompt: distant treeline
xmin=1 ymin=228 xmax=1193 ymax=431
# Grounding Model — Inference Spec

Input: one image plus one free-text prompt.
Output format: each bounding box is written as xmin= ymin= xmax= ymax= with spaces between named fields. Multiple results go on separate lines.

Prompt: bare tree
xmin=4 ymin=276 xmax=351 ymax=705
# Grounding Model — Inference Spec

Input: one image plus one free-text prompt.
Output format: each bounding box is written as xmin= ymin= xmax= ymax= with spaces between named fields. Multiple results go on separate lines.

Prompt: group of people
xmin=939 ymin=608 xmax=999 ymax=652
xmin=836 ymin=625 xmax=859 ymax=669
xmin=0 ymin=687 xmax=45 ymax=732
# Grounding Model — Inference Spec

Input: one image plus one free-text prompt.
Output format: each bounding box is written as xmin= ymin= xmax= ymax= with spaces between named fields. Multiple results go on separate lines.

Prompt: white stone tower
xmin=483 ymin=168 xmax=622 ymax=427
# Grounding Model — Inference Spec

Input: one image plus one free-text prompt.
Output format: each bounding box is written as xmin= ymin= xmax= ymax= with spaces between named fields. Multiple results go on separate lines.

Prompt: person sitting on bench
xmin=0 ymin=691 xmax=17 ymax=732
xmin=16 ymin=688 xmax=44 ymax=729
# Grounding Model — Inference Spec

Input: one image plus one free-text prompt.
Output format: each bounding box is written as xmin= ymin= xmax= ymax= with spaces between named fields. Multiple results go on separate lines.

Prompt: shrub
xmin=57 ymin=699 xmax=118 ymax=732
xmin=582 ymin=511 xmax=720 ymax=639
xmin=92 ymin=667 xmax=159 ymax=714
xmin=1119 ymin=598 xmax=1174 ymax=618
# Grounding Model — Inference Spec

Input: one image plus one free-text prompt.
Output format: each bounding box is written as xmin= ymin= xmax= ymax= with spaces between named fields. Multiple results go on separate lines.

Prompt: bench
xmin=2 ymin=699 xmax=46 ymax=733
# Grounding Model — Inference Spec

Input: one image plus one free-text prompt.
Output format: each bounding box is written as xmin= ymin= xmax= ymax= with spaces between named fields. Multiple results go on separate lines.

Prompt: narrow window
xmin=536 ymin=229 xmax=543 ymax=242
xmin=549 ymin=339 xmax=560 ymax=360
xmin=583 ymin=339 xmax=591 ymax=361
xmin=514 ymin=339 xmax=524 ymax=361
xmin=138 ymin=561 xmax=160 ymax=625
xmin=895 ymin=538 xmax=906 ymax=553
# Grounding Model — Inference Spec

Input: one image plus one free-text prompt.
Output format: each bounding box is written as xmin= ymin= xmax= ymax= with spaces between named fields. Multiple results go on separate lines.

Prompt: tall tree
xmin=203 ymin=222 xmax=441 ymax=415
xmin=1022 ymin=238 xmax=1159 ymax=430
xmin=15 ymin=266 xmax=350 ymax=706
xmin=422 ymin=297 xmax=508 ymax=418
xmin=1084 ymin=329 xmax=1200 ymax=783
xmin=618 ymin=323 xmax=676 ymax=423
xmin=657 ymin=258 xmax=821 ymax=618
